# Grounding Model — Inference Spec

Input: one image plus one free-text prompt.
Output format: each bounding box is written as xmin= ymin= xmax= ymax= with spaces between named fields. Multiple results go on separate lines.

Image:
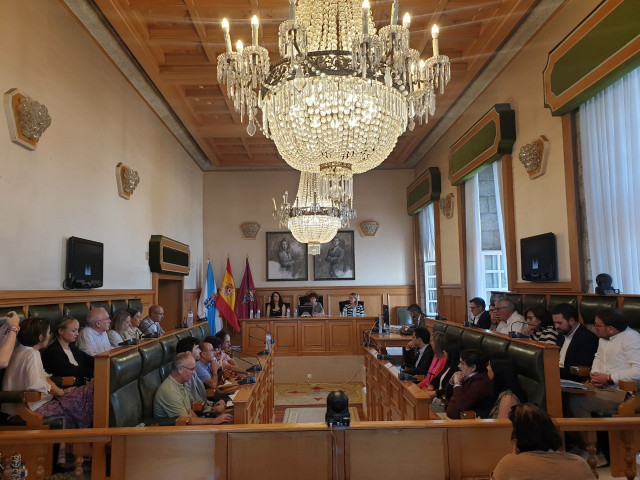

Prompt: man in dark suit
xmin=468 ymin=297 xmax=491 ymax=329
xmin=402 ymin=327 xmax=433 ymax=375
xmin=552 ymin=303 xmax=598 ymax=381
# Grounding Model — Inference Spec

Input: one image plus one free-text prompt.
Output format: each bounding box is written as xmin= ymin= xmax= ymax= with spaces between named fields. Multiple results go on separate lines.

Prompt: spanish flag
xmin=217 ymin=257 xmax=240 ymax=332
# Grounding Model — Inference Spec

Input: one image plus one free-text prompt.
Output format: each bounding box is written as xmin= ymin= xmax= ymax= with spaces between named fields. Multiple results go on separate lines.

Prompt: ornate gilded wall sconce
xmin=439 ymin=193 xmax=454 ymax=219
xmin=359 ymin=220 xmax=380 ymax=237
xmin=3 ymin=88 xmax=52 ymax=150
xmin=519 ymin=135 xmax=549 ymax=179
xmin=240 ymin=222 xmax=261 ymax=240
xmin=116 ymin=162 xmax=140 ymax=199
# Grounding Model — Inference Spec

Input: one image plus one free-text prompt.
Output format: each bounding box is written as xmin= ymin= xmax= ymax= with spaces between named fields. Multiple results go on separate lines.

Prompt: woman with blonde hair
xmin=42 ymin=316 xmax=94 ymax=385
xmin=107 ymin=309 xmax=132 ymax=347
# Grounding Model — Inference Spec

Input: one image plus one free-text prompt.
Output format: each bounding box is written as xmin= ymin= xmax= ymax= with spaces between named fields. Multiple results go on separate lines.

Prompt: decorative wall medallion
xmin=519 ymin=135 xmax=549 ymax=179
xmin=240 ymin=222 xmax=261 ymax=240
xmin=359 ymin=220 xmax=379 ymax=237
xmin=439 ymin=193 xmax=454 ymax=219
xmin=3 ymin=88 xmax=52 ymax=150
xmin=115 ymin=162 xmax=140 ymax=199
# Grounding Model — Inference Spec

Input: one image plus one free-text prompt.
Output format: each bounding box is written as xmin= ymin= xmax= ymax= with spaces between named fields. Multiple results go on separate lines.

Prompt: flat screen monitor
xmin=298 ymin=305 xmax=313 ymax=317
xmin=64 ymin=236 xmax=104 ymax=289
xmin=520 ymin=233 xmax=557 ymax=282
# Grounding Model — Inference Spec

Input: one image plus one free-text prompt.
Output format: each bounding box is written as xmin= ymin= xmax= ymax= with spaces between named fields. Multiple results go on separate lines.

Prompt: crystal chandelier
xmin=218 ymin=0 xmax=450 ymax=181
xmin=273 ymin=171 xmax=356 ymax=255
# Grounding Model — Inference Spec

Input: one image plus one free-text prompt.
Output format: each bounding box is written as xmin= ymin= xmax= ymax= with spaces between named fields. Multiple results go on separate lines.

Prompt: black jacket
xmin=402 ymin=344 xmax=434 ymax=376
xmin=557 ymin=324 xmax=598 ymax=381
xmin=41 ymin=339 xmax=94 ymax=384
xmin=471 ymin=311 xmax=492 ymax=330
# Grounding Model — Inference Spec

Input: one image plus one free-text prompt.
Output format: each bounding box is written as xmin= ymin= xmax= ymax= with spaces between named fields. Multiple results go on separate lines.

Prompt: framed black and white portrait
xmin=266 ymin=232 xmax=308 ymax=281
xmin=313 ymin=231 xmax=355 ymax=280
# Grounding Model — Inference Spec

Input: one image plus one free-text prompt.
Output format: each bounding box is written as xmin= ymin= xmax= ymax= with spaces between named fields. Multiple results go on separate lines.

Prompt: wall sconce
xmin=3 ymin=88 xmax=52 ymax=150
xmin=359 ymin=220 xmax=379 ymax=237
xmin=439 ymin=193 xmax=454 ymax=219
xmin=240 ymin=222 xmax=261 ymax=240
xmin=519 ymin=135 xmax=549 ymax=179
xmin=116 ymin=162 xmax=140 ymax=199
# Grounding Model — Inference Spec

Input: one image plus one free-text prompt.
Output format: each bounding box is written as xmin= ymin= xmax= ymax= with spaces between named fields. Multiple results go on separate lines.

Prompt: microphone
xmin=253 ymin=324 xmax=275 ymax=344
xmin=398 ymin=372 xmax=418 ymax=382
xmin=376 ymin=351 xmax=391 ymax=361
xmin=508 ymin=320 xmax=529 ymax=339
xmin=363 ymin=320 xmax=376 ymax=348
xmin=248 ymin=334 xmax=271 ymax=355
xmin=237 ymin=375 xmax=256 ymax=385
xmin=230 ymin=349 xmax=263 ymax=372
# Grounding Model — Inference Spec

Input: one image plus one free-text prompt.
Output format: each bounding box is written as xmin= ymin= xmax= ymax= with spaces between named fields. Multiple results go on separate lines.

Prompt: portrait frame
xmin=265 ymin=232 xmax=308 ymax=281
xmin=313 ymin=231 xmax=355 ymax=281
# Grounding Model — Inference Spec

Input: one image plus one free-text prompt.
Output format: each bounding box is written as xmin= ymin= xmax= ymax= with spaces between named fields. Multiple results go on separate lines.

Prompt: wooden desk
xmin=368 ymin=332 xmax=410 ymax=349
xmin=241 ymin=316 xmax=377 ymax=356
xmin=232 ymin=349 xmax=275 ymax=424
xmin=363 ymin=347 xmax=431 ymax=421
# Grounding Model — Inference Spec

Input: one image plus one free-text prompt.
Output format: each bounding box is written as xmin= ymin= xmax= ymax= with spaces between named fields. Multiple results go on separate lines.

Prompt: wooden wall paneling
xmin=447 ymin=424 xmax=512 ymax=479
xmin=345 ymin=428 xmax=447 ymax=480
xmin=439 ymin=284 xmax=466 ymax=324
xmin=123 ymin=432 xmax=216 ymax=480
xmin=299 ymin=321 xmax=326 ymax=354
xmin=227 ymin=431 xmax=334 ymax=480
xmin=355 ymin=293 xmax=383 ymax=318
xmin=327 ymin=320 xmax=356 ymax=354
xmin=386 ymin=292 xmax=415 ymax=324
xmin=242 ymin=321 xmax=272 ymax=355
xmin=271 ymin=321 xmax=298 ymax=355
xmin=152 ymin=273 xmax=185 ymax=330
xmin=183 ymin=288 xmax=200 ymax=320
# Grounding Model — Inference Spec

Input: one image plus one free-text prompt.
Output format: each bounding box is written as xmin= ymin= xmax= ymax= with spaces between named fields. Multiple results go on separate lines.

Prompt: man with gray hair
xmin=494 ymin=298 xmax=526 ymax=335
xmin=76 ymin=307 xmax=114 ymax=356
xmin=153 ymin=352 xmax=233 ymax=425
xmin=140 ymin=304 xmax=166 ymax=336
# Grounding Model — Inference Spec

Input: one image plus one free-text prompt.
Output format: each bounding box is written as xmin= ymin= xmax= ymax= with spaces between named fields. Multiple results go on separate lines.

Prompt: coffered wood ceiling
xmin=92 ymin=0 xmax=538 ymax=170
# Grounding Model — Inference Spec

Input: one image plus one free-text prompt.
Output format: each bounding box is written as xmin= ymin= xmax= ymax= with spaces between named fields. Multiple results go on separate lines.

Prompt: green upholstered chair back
xmin=109 ymin=349 xmax=143 ymax=427
xmin=90 ymin=301 xmax=110 ymax=315
xmin=522 ymin=295 xmax=547 ymax=314
xmin=138 ymin=342 xmax=164 ymax=420
xmin=28 ymin=305 xmax=62 ymax=332
xmin=110 ymin=300 xmax=128 ymax=317
xmin=0 ymin=307 xmax=25 ymax=326
xmin=579 ymin=295 xmax=618 ymax=333
xmin=547 ymin=295 xmax=578 ymax=314
xmin=622 ymin=297 xmax=640 ymax=332
xmin=506 ymin=343 xmax=546 ymax=409
xmin=128 ymin=299 xmax=144 ymax=314
xmin=299 ymin=294 xmax=324 ymax=306
xmin=63 ymin=303 xmax=89 ymax=328
xmin=396 ymin=308 xmax=412 ymax=326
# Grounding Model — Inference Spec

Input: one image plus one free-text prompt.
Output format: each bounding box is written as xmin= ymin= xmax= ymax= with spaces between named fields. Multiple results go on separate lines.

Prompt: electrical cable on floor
xmin=344 ymin=364 xmax=365 ymax=384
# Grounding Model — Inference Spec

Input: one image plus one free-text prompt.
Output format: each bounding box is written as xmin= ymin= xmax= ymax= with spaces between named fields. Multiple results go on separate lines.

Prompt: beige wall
xmin=0 ymin=0 xmax=203 ymax=290
xmin=203 ymin=169 xmax=414 ymax=288
xmin=415 ymin=0 xmax=600 ymax=287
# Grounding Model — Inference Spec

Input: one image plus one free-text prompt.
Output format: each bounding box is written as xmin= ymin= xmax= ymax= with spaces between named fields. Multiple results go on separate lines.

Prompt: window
xmin=465 ymin=162 xmax=508 ymax=307
xmin=579 ymin=66 xmax=640 ymax=294
xmin=418 ymin=203 xmax=438 ymax=316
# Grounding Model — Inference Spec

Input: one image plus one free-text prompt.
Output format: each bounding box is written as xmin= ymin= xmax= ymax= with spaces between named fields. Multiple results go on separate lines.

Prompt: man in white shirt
xmin=494 ymin=298 xmax=525 ymax=335
xmin=140 ymin=304 xmax=166 ymax=336
xmin=76 ymin=307 xmax=114 ymax=356
xmin=568 ymin=308 xmax=640 ymax=417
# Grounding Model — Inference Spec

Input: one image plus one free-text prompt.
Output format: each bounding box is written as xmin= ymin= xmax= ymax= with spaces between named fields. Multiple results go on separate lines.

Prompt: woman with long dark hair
xmin=524 ymin=307 xmax=558 ymax=344
xmin=266 ymin=291 xmax=285 ymax=317
xmin=487 ymin=356 xmax=526 ymax=419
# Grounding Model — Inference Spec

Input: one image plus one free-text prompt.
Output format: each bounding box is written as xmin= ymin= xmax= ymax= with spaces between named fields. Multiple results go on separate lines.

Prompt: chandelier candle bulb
xmin=402 ymin=12 xmax=410 ymax=29
xmin=431 ymin=24 xmax=439 ymax=57
xmin=222 ymin=18 xmax=232 ymax=53
xmin=289 ymin=0 xmax=295 ymax=20
xmin=362 ymin=0 xmax=370 ymax=35
xmin=251 ymin=16 xmax=259 ymax=47
xmin=391 ymin=0 xmax=399 ymax=25
xmin=236 ymin=40 xmax=244 ymax=54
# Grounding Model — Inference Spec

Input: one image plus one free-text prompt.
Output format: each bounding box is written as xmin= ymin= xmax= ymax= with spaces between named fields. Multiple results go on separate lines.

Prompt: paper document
xmin=561 ymin=379 xmax=587 ymax=390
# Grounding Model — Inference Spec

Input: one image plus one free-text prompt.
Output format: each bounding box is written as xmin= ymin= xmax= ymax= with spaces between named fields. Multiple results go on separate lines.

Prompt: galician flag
xmin=197 ymin=260 xmax=222 ymax=334
xmin=217 ymin=257 xmax=240 ymax=332
xmin=235 ymin=257 xmax=256 ymax=320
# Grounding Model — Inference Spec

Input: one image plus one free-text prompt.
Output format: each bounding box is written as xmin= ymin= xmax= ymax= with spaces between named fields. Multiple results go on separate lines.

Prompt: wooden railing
xmin=231 ymin=348 xmax=275 ymax=424
xmin=2 ymin=418 xmax=639 ymax=480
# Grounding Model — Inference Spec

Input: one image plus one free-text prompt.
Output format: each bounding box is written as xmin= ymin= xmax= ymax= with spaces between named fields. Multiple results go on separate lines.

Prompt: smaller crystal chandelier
xmin=273 ymin=172 xmax=356 ymax=255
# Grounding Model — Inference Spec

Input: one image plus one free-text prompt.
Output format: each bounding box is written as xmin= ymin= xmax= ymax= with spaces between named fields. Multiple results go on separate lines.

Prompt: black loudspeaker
xmin=382 ymin=304 xmax=390 ymax=324
xmin=326 ymin=390 xmax=350 ymax=427
xmin=148 ymin=235 xmax=190 ymax=276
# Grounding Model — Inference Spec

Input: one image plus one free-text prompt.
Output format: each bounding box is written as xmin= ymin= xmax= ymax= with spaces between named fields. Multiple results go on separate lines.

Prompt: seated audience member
xmin=402 ymin=327 xmax=434 ymax=376
xmin=41 ymin=317 xmax=94 ymax=385
xmin=409 ymin=304 xmax=426 ymax=329
xmin=423 ymin=339 xmax=461 ymax=398
xmin=0 ymin=311 xmax=20 ymax=369
xmin=212 ymin=330 xmax=249 ymax=375
xmin=153 ymin=352 xmax=232 ymax=425
xmin=266 ymin=291 xmax=286 ymax=317
xmin=305 ymin=292 xmax=324 ymax=316
xmin=524 ymin=307 xmax=558 ymax=344
xmin=552 ymin=303 xmax=598 ymax=381
xmin=125 ymin=308 xmax=144 ymax=340
xmin=567 ymin=308 xmax=640 ymax=418
xmin=418 ymin=332 xmax=447 ymax=390
xmin=343 ymin=293 xmax=364 ymax=316
xmin=176 ymin=337 xmax=207 ymax=403
xmin=75 ymin=308 xmax=114 ymax=356
xmin=494 ymin=298 xmax=525 ymax=335
xmin=488 ymin=356 xmax=526 ymax=419
xmin=107 ymin=309 xmax=132 ymax=347
xmin=488 ymin=302 xmax=499 ymax=331
xmin=1 ymin=317 xmax=93 ymax=428
xmin=468 ymin=297 xmax=491 ymax=329
xmin=139 ymin=304 xmax=166 ymax=336
xmin=196 ymin=339 xmax=224 ymax=390
xmin=444 ymin=349 xmax=494 ymax=419
xmin=491 ymin=404 xmax=592 ymax=480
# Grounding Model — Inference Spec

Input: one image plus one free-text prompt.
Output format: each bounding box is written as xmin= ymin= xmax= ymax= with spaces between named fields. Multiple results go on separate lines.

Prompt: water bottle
xmin=378 ymin=314 xmax=383 ymax=334
xmin=187 ymin=307 xmax=194 ymax=327
xmin=249 ymin=309 xmax=254 ymax=319
xmin=635 ymin=450 xmax=640 ymax=479
xmin=266 ymin=332 xmax=272 ymax=352
xmin=294 ymin=308 xmax=298 ymax=318
xmin=342 ymin=306 xmax=347 ymax=317
xmin=286 ymin=307 xmax=290 ymax=318
xmin=256 ymin=308 xmax=261 ymax=319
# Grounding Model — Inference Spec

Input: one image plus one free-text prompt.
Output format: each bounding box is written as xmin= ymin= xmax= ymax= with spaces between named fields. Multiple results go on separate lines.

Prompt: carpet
xmin=283 ymin=407 xmax=360 ymax=424
xmin=275 ymin=383 xmax=363 ymax=406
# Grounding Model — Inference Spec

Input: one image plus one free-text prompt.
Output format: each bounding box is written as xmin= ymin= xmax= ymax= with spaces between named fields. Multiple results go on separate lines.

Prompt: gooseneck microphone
xmin=253 ymin=323 xmax=276 ymax=344
xmin=248 ymin=334 xmax=271 ymax=355
xmin=508 ymin=320 xmax=529 ymax=339
xmin=231 ymin=349 xmax=263 ymax=372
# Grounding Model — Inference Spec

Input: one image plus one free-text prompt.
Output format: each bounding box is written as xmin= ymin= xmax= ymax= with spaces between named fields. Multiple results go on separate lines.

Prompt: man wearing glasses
xmin=153 ymin=352 xmax=233 ymax=425
xmin=140 ymin=304 xmax=166 ymax=336
xmin=468 ymin=297 xmax=491 ymax=329
xmin=494 ymin=298 xmax=526 ymax=335
xmin=76 ymin=307 xmax=114 ymax=356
